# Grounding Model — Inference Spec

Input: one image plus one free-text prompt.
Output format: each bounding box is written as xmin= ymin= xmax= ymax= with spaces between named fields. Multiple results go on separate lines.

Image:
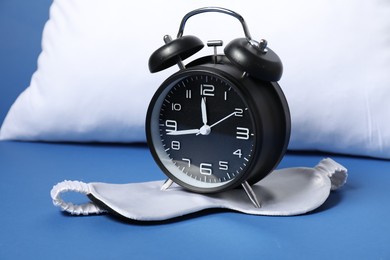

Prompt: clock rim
xmin=146 ymin=68 xmax=261 ymax=193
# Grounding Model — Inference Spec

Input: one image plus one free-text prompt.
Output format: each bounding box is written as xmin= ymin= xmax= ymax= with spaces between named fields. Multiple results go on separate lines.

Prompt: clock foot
xmin=161 ymin=178 xmax=174 ymax=191
xmin=242 ymin=181 xmax=261 ymax=208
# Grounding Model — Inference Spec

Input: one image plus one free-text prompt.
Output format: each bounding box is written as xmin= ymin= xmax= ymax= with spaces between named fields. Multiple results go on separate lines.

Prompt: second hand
xmin=209 ymin=112 xmax=236 ymax=128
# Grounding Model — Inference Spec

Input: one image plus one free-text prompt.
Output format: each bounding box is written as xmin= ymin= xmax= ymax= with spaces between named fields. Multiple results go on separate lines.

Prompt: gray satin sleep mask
xmin=51 ymin=158 xmax=347 ymax=221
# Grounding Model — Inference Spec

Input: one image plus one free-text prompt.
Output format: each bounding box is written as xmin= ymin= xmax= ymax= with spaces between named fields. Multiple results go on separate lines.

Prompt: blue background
xmin=0 ymin=0 xmax=51 ymax=123
xmin=1 ymin=1 xmax=390 ymax=259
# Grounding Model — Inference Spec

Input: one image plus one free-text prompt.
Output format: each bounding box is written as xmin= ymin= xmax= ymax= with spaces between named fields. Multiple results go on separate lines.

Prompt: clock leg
xmin=242 ymin=181 xmax=261 ymax=208
xmin=161 ymin=178 xmax=174 ymax=191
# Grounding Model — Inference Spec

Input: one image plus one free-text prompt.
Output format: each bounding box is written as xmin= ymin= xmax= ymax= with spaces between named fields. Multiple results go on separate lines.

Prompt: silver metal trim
xmin=176 ymin=7 xmax=252 ymax=41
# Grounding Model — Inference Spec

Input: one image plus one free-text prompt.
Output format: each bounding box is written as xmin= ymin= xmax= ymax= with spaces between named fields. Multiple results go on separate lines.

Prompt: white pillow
xmin=1 ymin=0 xmax=390 ymax=159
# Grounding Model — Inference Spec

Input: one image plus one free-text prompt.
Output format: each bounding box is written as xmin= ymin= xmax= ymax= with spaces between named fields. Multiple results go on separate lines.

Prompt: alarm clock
xmin=146 ymin=7 xmax=291 ymax=207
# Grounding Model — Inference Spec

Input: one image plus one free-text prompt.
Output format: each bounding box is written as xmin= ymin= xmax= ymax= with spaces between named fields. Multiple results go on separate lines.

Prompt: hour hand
xmin=166 ymin=129 xmax=200 ymax=136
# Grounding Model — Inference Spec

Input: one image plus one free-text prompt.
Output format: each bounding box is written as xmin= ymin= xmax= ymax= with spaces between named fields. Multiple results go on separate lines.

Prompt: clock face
xmin=147 ymin=70 xmax=257 ymax=191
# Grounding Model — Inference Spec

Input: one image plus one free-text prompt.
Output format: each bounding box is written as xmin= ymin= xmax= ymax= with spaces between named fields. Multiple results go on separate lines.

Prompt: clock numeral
xmin=234 ymin=108 xmax=244 ymax=117
xmin=233 ymin=149 xmax=242 ymax=158
xmin=219 ymin=161 xmax=229 ymax=171
xmin=224 ymin=87 xmax=232 ymax=101
xmin=200 ymin=84 xmax=215 ymax=96
xmin=236 ymin=127 xmax=250 ymax=140
xmin=165 ymin=120 xmax=177 ymax=132
xmin=171 ymin=103 xmax=182 ymax=111
xmin=171 ymin=141 xmax=180 ymax=150
xmin=185 ymin=89 xmax=192 ymax=99
xmin=182 ymin=158 xmax=191 ymax=167
xmin=200 ymin=163 xmax=213 ymax=175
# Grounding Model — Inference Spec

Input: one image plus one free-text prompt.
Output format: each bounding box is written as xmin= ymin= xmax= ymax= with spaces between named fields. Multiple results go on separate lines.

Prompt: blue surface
xmin=1 ymin=141 xmax=390 ymax=259
xmin=1 ymin=1 xmax=390 ymax=259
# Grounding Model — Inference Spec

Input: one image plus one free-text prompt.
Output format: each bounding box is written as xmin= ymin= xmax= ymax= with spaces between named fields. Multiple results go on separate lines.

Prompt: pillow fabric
xmin=1 ymin=0 xmax=390 ymax=159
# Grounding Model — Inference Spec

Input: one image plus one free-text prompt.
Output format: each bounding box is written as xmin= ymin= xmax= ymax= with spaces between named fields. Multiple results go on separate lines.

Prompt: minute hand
xmin=209 ymin=112 xmax=236 ymax=129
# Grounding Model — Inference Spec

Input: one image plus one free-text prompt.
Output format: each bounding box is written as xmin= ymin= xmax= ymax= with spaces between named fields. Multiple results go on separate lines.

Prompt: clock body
xmin=146 ymin=56 xmax=290 ymax=193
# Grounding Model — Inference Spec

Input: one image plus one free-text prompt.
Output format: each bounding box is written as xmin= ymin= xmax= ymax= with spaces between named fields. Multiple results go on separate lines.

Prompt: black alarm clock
xmin=146 ymin=7 xmax=290 ymax=207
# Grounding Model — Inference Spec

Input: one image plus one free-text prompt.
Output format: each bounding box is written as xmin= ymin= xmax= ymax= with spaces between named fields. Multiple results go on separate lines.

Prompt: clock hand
xmin=201 ymin=97 xmax=208 ymax=125
xmin=195 ymin=97 xmax=212 ymax=136
xmin=196 ymin=111 xmax=237 ymax=136
xmin=209 ymin=111 xmax=237 ymax=129
xmin=166 ymin=129 xmax=200 ymax=135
